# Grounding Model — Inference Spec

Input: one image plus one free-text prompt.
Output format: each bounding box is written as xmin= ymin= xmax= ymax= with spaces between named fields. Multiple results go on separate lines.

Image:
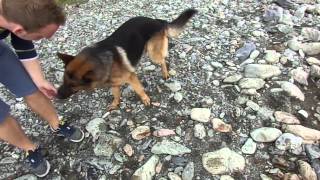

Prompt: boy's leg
xmin=0 ymin=41 xmax=59 ymax=130
xmin=0 ymin=100 xmax=36 ymax=151
xmin=0 ymin=41 xmax=84 ymax=142
xmin=24 ymin=90 xmax=60 ymax=130
xmin=0 ymin=100 xmax=49 ymax=178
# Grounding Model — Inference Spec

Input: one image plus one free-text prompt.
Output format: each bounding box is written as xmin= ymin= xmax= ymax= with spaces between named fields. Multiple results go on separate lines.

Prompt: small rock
xmin=201 ymin=96 xmax=214 ymax=107
xmin=302 ymin=27 xmax=320 ymax=42
xmin=14 ymin=174 xmax=37 ymax=180
xmin=311 ymin=159 xmax=320 ymax=178
xmin=132 ymin=155 xmax=159 ymax=180
xmin=287 ymin=38 xmax=301 ymax=51
xmin=241 ymin=138 xmax=257 ymax=155
xmin=211 ymin=62 xmax=224 ymax=69
xmin=153 ymin=129 xmax=175 ymax=137
xmin=263 ymin=5 xmax=283 ymax=22
xmin=274 ymin=111 xmax=301 ymax=124
xmin=86 ymin=118 xmax=107 ymax=141
xmin=265 ymin=50 xmax=281 ymax=64
xmin=277 ymin=24 xmax=294 ymax=34
xmin=241 ymin=89 xmax=258 ymax=95
xmin=202 ymin=147 xmax=245 ymax=175
xmin=174 ymin=92 xmax=184 ymax=102
xmin=165 ymin=81 xmax=182 ymax=92
xmin=182 ymin=162 xmax=194 ymax=180
xmin=250 ymin=127 xmax=282 ymax=142
xmin=283 ymin=173 xmax=300 ymax=180
xmin=168 ymin=172 xmax=181 ymax=180
xmin=306 ymin=4 xmax=320 ymax=14
xmin=239 ymin=78 xmax=265 ymax=90
xmin=123 ymin=144 xmax=134 ymax=157
xmin=279 ymin=10 xmax=293 ymax=25
xmin=155 ymin=162 xmax=162 ymax=174
xmin=284 ymin=125 xmax=320 ymax=141
xmin=224 ymin=74 xmax=243 ymax=83
xmin=275 ymin=133 xmax=303 ymax=151
xmin=0 ymin=157 xmax=18 ymax=164
xmin=307 ymin=57 xmax=320 ymax=66
xmin=246 ymin=100 xmax=260 ymax=111
xmin=289 ymin=68 xmax=309 ymax=86
xmin=220 ymin=175 xmax=235 ymax=180
xmin=250 ymin=50 xmax=260 ymax=59
xmin=131 ymin=126 xmax=151 ymax=140
xmin=244 ymin=64 xmax=281 ymax=79
xmin=211 ymin=118 xmax=232 ymax=133
xmin=260 ymin=174 xmax=273 ymax=180
xmin=194 ymin=123 xmax=206 ymax=139
xmin=305 ymin=144 xmax=320 ymax=160
xmin=310 ymin=65 xmax=320 ymax=78
xmin=190 ymin=108 xmax=211 ymax=122
xmin=298 ymin=110 xmax=308 ymax=119
xmin=298 ymin=160 xmax=317 ymax=180
xmin=292 ymin=41 xmax=320 ymax=55
xmin=212 ymin=80 xmax=220 ymax=86
xmin=235 ymin=42 xmax=256 ymax=60
xmin=94 ymin=134 xmax=123 ymax=157
xmin=151 ymin=140 xmax=191 ymax=155
xmin=144 ymin=65 xmax=156 ymax=71
xmin=179 ymin=52 xmax=186 ymax=59
xmin=240 ymin=58 xmax=255 ymax=68
xmin=280 ymin=81 xmax=305 ymax=101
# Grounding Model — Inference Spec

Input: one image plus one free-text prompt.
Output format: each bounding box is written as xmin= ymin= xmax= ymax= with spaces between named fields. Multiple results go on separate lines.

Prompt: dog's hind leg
xmin=146 ymin=31 xmax=169 ymax=80
xmin=108 ymin=86 xmax=121 ymax=111
xmin=126 ymin=73 xmax=150 ymax=106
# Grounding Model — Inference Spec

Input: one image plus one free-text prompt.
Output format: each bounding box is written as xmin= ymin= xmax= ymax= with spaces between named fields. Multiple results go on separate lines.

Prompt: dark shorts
xmin=0 ymin=41 xmax=38 ymax=122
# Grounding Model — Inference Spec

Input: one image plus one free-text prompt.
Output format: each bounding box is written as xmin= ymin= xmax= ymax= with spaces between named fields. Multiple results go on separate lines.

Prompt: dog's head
xmin=56 ymin=49 xmax=113 ymax=99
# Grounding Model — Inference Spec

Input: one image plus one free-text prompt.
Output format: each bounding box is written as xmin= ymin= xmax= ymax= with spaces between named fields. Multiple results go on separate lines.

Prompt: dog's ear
xmin=57 ymin=52 xmax=75 ymax=65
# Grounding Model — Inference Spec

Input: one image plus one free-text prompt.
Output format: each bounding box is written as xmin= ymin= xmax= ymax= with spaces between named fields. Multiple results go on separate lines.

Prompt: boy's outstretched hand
xmin=36 ymin=79 xmax=57 ymax=99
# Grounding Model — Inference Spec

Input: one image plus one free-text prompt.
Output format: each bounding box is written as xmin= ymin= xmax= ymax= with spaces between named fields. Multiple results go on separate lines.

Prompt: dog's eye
xmin=66 ymin=72 xmax=74 ymax=80
xmin=82 ymin=77 xmax=92 ymax=84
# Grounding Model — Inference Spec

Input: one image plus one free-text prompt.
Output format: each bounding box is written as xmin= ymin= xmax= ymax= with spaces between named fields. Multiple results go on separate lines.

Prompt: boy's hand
xmin=21 ymin=59 xmax=57 ymax=99
xmin=35 ymin=80 xmax=57 ymax=99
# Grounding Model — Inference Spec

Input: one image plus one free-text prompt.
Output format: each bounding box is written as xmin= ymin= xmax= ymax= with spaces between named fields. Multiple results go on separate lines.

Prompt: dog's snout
xmin=56 ymin=85 xmax=74 ymax=99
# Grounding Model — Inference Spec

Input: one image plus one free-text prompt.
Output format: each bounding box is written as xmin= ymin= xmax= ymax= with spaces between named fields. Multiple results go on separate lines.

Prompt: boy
xmin=0 ymin=0 xmax=84 ymax=177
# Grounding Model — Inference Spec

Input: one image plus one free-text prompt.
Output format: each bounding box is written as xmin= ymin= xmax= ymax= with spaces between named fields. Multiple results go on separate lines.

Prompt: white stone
xmin=190 ymin=108 xmax=211 ymax=122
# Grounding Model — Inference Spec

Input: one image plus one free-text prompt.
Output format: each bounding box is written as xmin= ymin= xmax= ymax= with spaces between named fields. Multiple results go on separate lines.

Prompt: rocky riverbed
xmin=1 ymin=0 xmax=320 ymax=179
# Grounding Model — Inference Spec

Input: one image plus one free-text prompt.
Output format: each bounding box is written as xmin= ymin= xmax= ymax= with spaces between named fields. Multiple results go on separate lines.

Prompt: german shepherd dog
xmin=57 ymin=9 xmax=197 ymax=110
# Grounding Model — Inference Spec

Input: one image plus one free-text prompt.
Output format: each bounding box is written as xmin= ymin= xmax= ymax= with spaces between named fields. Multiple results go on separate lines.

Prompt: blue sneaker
xmin=51 ymin=120 xmax=84 ymax=142
xmin=25 ymin=147 xmax=50 ymax=177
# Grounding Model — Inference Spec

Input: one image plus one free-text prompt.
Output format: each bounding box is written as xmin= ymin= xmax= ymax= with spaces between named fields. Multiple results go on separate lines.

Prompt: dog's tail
xmin=167 ymin=8 xmax=197 ymax=38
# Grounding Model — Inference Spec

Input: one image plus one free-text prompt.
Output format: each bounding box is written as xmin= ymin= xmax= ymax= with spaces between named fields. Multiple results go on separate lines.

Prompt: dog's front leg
xmin=127 ymin=73 xmax=151 ymax=106
xmin=161 ymin=61 xmax=169 ymax=80
xmin=108 ymin=86 xmax=121 ymax=111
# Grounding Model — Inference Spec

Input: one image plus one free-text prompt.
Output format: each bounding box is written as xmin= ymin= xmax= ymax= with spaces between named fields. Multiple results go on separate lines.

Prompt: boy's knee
xmin=0 ymin=100 xmax=10 ymax=124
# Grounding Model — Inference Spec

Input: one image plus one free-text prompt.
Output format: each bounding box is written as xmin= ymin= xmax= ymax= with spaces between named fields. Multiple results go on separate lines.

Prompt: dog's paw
xmin=107 ymin=102 xmax=120 ymax=111
xmin=162 ymin=73 xmax=170 ymax=80
xmin=107 ymin=105 xmax=119 ymax=111
xmin=142 ymin=96 xmax=151 ymax=106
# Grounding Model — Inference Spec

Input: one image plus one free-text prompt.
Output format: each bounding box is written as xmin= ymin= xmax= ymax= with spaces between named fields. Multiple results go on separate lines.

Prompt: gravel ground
xmin=1 ymin=0 xmax=320 ymax=179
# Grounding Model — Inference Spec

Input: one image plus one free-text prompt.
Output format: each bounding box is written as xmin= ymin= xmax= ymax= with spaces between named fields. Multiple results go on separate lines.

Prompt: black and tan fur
xmin=57 ymin=9 xmax=197 ymax=110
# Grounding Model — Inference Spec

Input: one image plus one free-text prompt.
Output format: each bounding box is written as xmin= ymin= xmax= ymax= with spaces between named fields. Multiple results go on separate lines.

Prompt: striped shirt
xmin=0 ymin=28 xmax=38 ymax=61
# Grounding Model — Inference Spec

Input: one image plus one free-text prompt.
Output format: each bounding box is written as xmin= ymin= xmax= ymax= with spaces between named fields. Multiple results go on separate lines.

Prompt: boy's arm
xmin=10 ymin=33 xmax=57 ymax=99
xmin=21 ymin=59 xmax=57 ymax=99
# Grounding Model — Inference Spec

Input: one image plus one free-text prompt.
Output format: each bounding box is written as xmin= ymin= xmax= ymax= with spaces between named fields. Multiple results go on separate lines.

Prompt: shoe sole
xmin=70 ymin=129 xmax=85 ymax=143
xmin=56 ymin=129 xmax=85 ymax=143
xmin=36 ymin=160 xmax=51 ymax=178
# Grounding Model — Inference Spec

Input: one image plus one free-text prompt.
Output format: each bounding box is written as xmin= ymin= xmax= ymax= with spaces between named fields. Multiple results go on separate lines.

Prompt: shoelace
xmin=58 ymin=122 xmax=75 ymax=137
xmin=26 ymin=148 xmax=43 ymax=168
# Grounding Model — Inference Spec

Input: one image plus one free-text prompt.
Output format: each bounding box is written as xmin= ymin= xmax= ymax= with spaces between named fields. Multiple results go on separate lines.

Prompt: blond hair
xmin=1 ymin=0 xmax=66 ymax=32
